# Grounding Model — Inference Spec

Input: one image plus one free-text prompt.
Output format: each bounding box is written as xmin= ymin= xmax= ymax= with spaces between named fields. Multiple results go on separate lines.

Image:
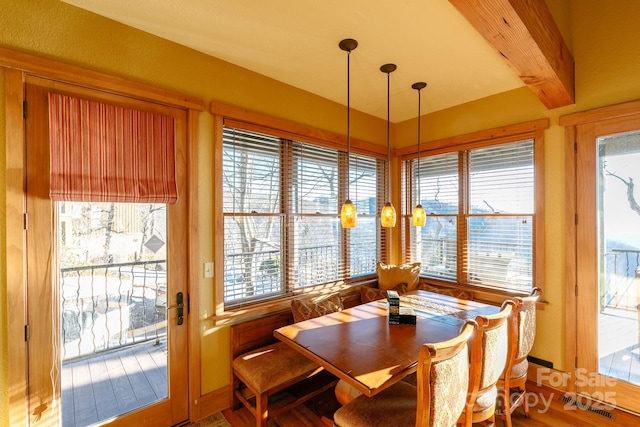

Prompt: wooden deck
xmin=599 ymin=309 xmax=640 ymax=385
xmin=61 ymin=339 xmax=167 ymax=427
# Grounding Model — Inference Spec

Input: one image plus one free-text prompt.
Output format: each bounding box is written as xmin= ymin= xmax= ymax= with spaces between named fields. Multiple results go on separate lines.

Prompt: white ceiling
xmin=61 ymin=0 xmax=526 ymax=123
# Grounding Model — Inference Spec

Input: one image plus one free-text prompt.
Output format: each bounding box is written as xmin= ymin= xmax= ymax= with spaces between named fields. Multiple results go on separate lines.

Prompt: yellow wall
xmin=4 ymin=0 xmax=640 ymax=424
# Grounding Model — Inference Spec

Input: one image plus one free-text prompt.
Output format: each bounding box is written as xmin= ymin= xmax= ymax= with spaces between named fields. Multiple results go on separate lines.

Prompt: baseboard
xmin=192 ymin=386 xmax=230 ymax=422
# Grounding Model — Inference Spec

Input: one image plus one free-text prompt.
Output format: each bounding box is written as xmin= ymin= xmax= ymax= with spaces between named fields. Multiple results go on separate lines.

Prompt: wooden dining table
xmin=273 ymin=289 xmax=500 ymax=397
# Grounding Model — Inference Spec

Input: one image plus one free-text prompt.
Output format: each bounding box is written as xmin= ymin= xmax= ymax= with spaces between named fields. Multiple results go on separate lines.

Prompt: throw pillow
xmin=291 ymin=292 xmax=344 ymax=323
xmin=376 ymin=262 xmax=421 ymax=291
xmin=417 ymin=283 xmax=474 ymax=301
xmin=360 ymin=283 xmax=408 ymax=303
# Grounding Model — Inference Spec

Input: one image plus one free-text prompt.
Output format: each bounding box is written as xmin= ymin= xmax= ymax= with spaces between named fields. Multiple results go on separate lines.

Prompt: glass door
xmin=576 ymin=116 xmax=640 ymax=414
xmin=25 ymin=76 xmax=189 ymax=426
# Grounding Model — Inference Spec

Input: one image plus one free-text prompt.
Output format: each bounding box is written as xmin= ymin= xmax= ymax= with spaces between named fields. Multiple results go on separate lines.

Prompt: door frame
xmin=562 ymin=99 xmax=640 ymax=413
xmin=3 ymin=49 xmax=203 ymax=426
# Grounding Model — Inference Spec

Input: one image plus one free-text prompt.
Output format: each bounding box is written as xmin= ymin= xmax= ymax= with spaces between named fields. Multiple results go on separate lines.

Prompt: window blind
xmin=404 ymin=139 xmax=534 ymax=291
xmin=467 ymin=141 xmax=534 ymax=290
xmin=408 ymin=152 xmax=459 ymax=281
xmin=222 ymin=125 xmax=381 ymax=306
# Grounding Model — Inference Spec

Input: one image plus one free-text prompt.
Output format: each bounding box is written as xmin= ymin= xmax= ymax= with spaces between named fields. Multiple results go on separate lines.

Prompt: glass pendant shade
xmin=381 ymin=202 xmax=397 ymax=228
xmin=412 ymin=204 xmax=426 ymax=227
xmin=341 ymin=199 xmax=357 ymax=228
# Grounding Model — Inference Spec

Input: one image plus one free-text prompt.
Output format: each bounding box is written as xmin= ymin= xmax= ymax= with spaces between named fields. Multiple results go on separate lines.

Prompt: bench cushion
xmin=233 ymin=341 xmax=319 ymax=393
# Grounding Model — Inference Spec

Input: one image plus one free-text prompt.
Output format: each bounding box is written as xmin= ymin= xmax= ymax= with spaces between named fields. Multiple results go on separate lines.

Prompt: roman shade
xmin=48 ymin=92 xmax=178 ymax=203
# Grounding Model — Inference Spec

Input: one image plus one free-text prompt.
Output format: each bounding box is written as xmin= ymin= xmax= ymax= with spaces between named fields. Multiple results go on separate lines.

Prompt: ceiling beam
xmin=449 ymin=0 xmax=574 ymax=109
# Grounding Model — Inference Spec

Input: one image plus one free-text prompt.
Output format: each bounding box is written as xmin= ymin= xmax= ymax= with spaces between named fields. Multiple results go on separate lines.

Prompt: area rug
xmin=191 ymin=412 xmax=232 ymax=427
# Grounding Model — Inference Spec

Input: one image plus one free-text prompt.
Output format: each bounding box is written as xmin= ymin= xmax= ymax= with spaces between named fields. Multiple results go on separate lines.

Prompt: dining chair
xmin=333 ymin=320 xmax=478 ymax=427
xmin=495 ymin=287 xmax=542 ymax=427
xmin=457 ymin=300 xmax=515 ymax=427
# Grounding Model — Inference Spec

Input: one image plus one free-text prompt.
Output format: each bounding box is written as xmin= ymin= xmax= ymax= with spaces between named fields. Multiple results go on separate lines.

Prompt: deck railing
xmin=60 ymin=260 xmax=167 ymax=361
xmin=603 ymin=249 xmax=640 ymax=312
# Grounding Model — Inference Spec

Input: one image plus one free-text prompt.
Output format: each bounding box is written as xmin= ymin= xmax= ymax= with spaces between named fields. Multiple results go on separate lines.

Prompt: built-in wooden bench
xmin=230 ymin=310 xmax=338 ymax=427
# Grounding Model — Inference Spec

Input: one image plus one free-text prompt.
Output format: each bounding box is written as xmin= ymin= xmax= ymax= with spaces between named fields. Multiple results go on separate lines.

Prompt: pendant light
xmin=380 ymin=63 xmax=397 ymax=228
xmin=412 ymin=82 xmax=427 ymax=227
xmin=340 ymin=39 xmax=358 ymax=228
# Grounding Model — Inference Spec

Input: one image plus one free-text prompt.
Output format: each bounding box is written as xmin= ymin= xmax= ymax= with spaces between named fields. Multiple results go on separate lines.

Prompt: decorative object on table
xmin=387 ymin=290 xmax=416 ymax=325
xmin=339 ymin=38 xmax=358 ymax=229
xmin=411 ymin=81 xmax=427 ymax=227
xmin=376 ymin=262 xmax=421 ymax=291
xmin=380 ymin=63 xmax=397 ymax=228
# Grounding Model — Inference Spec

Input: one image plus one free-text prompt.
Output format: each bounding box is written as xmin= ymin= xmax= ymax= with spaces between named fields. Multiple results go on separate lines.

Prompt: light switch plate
xmin=204 ymin=262 xmax=214 ymax=278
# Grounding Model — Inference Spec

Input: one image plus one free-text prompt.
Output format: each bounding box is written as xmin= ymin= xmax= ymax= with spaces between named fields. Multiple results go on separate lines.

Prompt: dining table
xmin=273 ymin=289 xmax=500 ymax=397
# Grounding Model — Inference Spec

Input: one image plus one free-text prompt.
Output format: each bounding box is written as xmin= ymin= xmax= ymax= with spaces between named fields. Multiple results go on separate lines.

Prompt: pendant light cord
xmin=386 ymin=70 xmax=391 ymax=201
xmin=417 ymin=87 xmax=421 ymax=204
xmin=347 ymin=48 xmax=351 ymax=201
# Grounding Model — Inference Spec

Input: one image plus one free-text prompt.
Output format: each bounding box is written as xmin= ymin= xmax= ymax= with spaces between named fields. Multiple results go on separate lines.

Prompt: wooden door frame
xmin=3 ymin=48 xmax=204 ymax=426
xmin=561 ymin=99 xmax=640 ymax=409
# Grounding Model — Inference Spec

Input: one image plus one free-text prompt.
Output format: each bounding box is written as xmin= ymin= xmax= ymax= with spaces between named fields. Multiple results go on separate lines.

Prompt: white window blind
xmin=223 ymin=125 xmax=381 ymax=306
xmin=467 ymin=141 xmax=534 ymax=290
xmin=409 ymin=152 xmax=458 ymax=281
xmin=405 ymin=139 xmax=535 ymax=292
xmin=223 ymin=128 xmax=283 ymax=303
xmin=349 ymin=154 xmax=380 ymax=275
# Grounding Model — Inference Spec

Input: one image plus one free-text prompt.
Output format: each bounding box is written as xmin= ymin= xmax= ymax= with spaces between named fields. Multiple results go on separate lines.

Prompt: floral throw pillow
xmin=291 ymin=293 xmax=344 ymax=323
xmin=417 ymin=283 xmax=474 ymax=301
xmin=360 ymin=283 xmax=408 ymax=303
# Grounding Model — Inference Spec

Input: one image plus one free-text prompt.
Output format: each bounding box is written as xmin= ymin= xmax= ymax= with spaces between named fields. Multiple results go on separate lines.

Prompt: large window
xmin=403 ymin=122 xmax=545 ymax=293
xmin=222 ymin=125 xmax=382 ymax=306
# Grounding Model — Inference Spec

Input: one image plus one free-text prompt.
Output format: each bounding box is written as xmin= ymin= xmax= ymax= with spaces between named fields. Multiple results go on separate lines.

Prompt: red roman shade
xmin=48 ymin=92 xmax=178 ymax=203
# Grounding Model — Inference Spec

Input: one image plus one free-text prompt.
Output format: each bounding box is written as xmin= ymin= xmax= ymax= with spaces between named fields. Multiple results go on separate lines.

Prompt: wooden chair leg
xmin=522 ymin=389 xmax=531 ymax=418
xmin=231 ymin=375 xmax=241 ymax=410
xmin=256 ymin=392 xmax=269 ymax=427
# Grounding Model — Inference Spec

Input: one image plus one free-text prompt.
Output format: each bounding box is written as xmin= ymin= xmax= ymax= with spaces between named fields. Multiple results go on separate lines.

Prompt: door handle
xmin=168 ymin=292 xmax=185 ymax=325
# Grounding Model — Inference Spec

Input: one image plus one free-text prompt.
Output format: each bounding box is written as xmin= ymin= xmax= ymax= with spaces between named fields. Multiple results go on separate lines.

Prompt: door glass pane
xmin=597 ymin=131 xmax=640 ymax=385
xmin=59 ymin=201 xmax=169 ymax=426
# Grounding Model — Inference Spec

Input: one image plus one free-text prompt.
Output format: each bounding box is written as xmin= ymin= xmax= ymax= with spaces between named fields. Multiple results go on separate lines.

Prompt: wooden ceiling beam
xmin=449 ymin=0 xmax=574 ymax=109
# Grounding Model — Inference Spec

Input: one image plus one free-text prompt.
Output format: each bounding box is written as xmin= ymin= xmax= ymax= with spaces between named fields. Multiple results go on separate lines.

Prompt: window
xmin=402 ymin=121 xmax=545 ymax=293
xmin=222 ymin=125 xmax=383 ymax=306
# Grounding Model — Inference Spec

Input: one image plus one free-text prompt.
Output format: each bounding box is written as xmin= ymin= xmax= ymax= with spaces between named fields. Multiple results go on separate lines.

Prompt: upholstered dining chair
xmin=457 ymin=300 xmax=515 ymax=427
xmin=495 ymin=287 xmax=542 ymax=427
xmin=333 ymin=320 xmax=478 ymax=427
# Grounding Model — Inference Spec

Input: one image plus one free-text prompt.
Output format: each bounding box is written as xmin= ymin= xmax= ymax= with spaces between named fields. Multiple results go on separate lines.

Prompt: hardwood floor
xmin=222 ymin=380 xmax=640 ymax=427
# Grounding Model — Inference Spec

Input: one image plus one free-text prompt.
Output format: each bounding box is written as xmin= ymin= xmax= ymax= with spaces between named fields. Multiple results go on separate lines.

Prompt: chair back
xmin=416 ymin=320 xmax=477 ymax=427
xmin=507 ymin=288 xmax=542 ymax=380
xmin=459 ymin=301 xmax=514 ymax=426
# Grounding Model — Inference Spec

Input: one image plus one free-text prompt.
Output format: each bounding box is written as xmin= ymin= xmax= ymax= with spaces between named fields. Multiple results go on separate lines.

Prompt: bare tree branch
xmin=606 ymin=170 xmax=640 ymax=215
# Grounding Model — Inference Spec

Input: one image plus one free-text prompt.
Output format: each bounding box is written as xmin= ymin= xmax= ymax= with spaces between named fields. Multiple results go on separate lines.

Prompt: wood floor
xmin=222 ymin=380 xmax=640 ymax=427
